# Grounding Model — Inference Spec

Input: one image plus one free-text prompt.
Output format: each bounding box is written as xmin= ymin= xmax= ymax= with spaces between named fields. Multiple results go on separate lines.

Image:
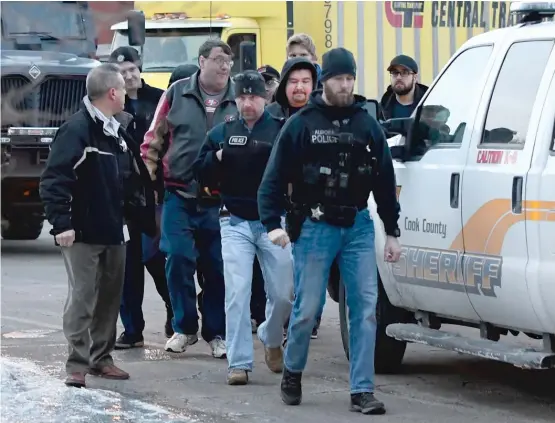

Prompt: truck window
xmin=411 ymin=45 xmax=493 ymax=156
xmin=1 ymin=1 xmax=85 ymax=39
xmin=481 ymin=40 xmax=555 ymax=146
xmin=112 ymin=29 xmax=220 ymax=72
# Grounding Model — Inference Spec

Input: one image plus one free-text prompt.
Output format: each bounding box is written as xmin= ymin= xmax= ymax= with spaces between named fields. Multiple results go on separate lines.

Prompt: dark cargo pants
xmin=61 ymin=242 xmax=126 ymax=374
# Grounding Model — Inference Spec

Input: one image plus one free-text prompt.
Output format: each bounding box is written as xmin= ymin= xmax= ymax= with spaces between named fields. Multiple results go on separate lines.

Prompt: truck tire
xmin=339 ymin=276 xmax=407 ymax=374
xmin=1 ymin=220 xmax=43 ymax=240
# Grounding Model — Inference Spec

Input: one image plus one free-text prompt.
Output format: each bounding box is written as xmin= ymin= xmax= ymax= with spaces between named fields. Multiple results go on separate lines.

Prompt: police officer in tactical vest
xmin=258 ymin=48 xmax=402 ymax=414
xmin=194 ymin=71 xmax=294 ymax=386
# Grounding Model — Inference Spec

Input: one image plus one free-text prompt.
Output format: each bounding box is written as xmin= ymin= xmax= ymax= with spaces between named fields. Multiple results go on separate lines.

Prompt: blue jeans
xmin=221 ymin=215 xmax=293 ymax=371
xmin=284 ymin=209 xmax=378 ymax=393
xmin=160 ymin=191 xmax=225 ymax=342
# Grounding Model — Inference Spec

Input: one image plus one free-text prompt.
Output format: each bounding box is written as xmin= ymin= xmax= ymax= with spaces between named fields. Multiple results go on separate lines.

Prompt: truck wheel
xmin=1 ymin=219 xmax=43 ymax=240
xmin=339 ymin=276 xmax=407 ymax=374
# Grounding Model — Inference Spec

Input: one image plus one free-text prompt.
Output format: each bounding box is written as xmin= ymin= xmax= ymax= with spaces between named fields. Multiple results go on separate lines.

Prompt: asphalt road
xmin=1 ymin=226 xmax=554 ymax=423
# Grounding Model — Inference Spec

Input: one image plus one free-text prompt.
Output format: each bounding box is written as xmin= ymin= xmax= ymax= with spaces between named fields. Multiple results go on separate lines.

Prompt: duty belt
xmin=307 ymin=203 xmax=363 ymax=228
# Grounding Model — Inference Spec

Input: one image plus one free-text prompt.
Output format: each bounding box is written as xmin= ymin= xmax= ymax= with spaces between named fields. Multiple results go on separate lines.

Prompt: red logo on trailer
xmin=385 ymin=1 xmax=425 ymax=28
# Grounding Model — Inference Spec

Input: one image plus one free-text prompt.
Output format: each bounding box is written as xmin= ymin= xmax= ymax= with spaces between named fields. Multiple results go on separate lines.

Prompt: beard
xmin=323 ymin=84 xmax=354 ymax=107
xmin=393 ymin=80 xmax=414 ymax=96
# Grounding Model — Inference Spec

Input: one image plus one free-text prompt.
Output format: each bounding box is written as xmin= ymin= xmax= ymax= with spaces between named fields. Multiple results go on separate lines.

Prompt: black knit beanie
xmin=234 ymin=70 xmax=266 ymax=98
xmin=320 ymin=47 xmax=356 ymax=82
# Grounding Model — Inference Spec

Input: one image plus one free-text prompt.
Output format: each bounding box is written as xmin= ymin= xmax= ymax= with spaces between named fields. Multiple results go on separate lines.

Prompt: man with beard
xmin=108 ymin=47 xmax=175 ymax=349
xmin=380 ymin=55 xmax=428 ymax=120
xmin=142 ymin=39 xmax=235 ymax=358
xmin=258 ymin=48 xmax=402 ymax=414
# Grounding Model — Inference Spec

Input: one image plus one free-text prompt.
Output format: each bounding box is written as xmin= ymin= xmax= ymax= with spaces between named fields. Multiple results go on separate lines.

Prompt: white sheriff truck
xmin=335 ymin=1 xmax=555 ymax=373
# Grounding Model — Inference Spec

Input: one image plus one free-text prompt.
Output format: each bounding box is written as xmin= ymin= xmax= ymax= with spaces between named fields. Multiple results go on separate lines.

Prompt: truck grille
xmin=1 ymin=75 xmax=86 ymax=130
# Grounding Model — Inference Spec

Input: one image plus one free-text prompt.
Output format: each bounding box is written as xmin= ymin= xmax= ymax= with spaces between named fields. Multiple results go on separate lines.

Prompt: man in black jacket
xmin=258 ymin=48 xmax=401 ymax=414
xmin=380 ymin=55 xmax=428 ymax=120
xmin=39 ymin=63 xmax=155 ymax=389
xmin=109 ymin=47 xmax=175 ymax=349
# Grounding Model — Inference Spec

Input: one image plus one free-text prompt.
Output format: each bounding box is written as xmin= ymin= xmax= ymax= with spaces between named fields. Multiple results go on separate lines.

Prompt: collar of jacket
xmin=181 ymin=70 xmax=236 ymax=103
xmin=82 ymin=96 xmax=133 ymax=131
xmin=126 ymin=79 xmax=163 ymax=103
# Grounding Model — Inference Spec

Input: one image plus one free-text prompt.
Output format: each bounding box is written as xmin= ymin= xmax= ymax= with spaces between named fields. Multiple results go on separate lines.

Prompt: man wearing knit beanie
xmin=258 ymin=47 xmax=402 ymax=414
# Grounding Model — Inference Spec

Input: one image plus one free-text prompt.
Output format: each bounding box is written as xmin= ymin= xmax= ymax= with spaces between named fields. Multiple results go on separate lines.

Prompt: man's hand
xmin=268 ymin=228 xmax=290 ymax=248
xmin=216 ymin=149 xmax=223 ymax=161
xmin=56 ymin=229 xmax=76 ymax=247
xmin=384 ymin=235 xmax=401 ymax=262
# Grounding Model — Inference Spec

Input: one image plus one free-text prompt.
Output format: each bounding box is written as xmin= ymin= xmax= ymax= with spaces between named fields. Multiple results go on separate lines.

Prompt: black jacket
xmin=39 ymin=98 xmax=156 ymax=245
xmin=258 ymin=90 xmax=400 ymax=236
xmin=379 ymin=83 xmax=428 ymax=120
xmin=124 ymin=80 xmax=164 ymax=197
xmin=194 ymin=111 xmax=285 ymax=220
xmin=266 ymin=57 xmax=318 ymax=120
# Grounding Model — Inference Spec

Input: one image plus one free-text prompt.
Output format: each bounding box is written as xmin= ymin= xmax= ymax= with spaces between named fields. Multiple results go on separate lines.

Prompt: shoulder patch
xmin=228 ymin=136 xmax=247 ymax=146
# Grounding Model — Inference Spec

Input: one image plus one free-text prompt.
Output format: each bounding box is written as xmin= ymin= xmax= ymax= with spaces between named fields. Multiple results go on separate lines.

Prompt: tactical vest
xmin=220 ymin=116 xmax=284 ymax=200
xmin=292 ymin=108 xmax=376 ymax=208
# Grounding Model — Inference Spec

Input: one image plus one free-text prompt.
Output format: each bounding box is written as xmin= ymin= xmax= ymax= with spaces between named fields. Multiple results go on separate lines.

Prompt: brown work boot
xmin=89 ymin=364 xmax=130 ymax=380
xmin=227 ymin=369 xmax=248 ymax=385
xmin=65 ymin=372 xmax=86 ymax=388
xmin=265 ymin=346 xmax=283 ymax=373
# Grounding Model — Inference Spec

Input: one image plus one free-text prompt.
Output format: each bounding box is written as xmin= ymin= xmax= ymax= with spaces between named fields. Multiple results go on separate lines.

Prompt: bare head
xmin=86 ymin=63 xmax=126 ymax=116
xmin=286 ymin=33 xmax=318 ymax=63
xmin=198 ymin=38 xmax=233 ymax=93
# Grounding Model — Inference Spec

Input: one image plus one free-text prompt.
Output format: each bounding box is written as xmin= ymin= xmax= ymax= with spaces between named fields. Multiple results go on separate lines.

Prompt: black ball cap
xmin=387 ymin=54 xmax=418 ymax=74
xmin=109 ymin=46 xmax=142 ymax=70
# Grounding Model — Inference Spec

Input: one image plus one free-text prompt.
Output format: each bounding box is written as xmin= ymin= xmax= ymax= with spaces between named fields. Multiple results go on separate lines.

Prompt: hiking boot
xmin=264 ymin=346 xmax=283 ymax=373
xmin=350 ymin=392 xmax=386 ymax=415
xmin=115 ymin=332 xmax=144 ymax=349
xmin=280 ymin=368 xmax=302 ymax=405
xmin=227 ymin=369 xmax=248 ymax=385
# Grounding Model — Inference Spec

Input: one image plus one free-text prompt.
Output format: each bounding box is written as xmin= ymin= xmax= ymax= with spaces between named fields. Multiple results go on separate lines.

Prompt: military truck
xmin=1 ymin=50 xmax=99 ymax=240
xmin=0 ymin=1 xmax=100 ymax=240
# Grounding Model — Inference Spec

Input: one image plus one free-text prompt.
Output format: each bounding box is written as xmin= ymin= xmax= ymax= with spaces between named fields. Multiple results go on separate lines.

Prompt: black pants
xmin=198 ymin=257 xmax=268 ymax=325
xmin=251 ymin=257 xmax=267 ymax=325
xmin=120 ymin=227 xmax=172 ymax=336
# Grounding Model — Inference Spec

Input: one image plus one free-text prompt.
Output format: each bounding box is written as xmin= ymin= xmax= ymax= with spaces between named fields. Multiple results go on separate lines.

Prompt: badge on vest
xmin=228 ymin=136 xmax=247 ymax=146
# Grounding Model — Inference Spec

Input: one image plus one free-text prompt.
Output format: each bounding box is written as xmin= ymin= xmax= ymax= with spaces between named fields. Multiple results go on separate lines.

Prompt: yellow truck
xmin=111 ymin=1 xmax=516 ymax=99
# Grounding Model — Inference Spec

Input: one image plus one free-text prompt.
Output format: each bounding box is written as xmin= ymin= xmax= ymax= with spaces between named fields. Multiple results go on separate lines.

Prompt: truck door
xmin=461 ymin=39 xmax=555 ymax=332
xmin=525 ymin=52 xmax=555 ymax=334
xmin=390 ymin=45 xmax=493 ymax=321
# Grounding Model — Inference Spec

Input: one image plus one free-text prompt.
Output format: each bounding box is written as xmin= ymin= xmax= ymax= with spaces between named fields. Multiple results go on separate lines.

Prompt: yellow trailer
xmin=111 ymin=1 xmax=516 ymax=99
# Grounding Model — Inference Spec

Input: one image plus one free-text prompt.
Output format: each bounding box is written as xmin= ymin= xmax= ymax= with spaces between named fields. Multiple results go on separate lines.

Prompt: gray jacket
xmin=141 ymin=71 xmax=237 ymax=196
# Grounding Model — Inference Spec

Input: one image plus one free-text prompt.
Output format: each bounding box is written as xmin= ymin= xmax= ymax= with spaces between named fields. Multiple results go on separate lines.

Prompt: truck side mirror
xmin=127 ymin=10 xmax=146 ymax=47
xmin=362 ymin=99 xmax=379 ymax=120
xmin=239 ymin=41 xmax=256 ymax=71
xmin=381 ymin=117 xmax=413 ymax=137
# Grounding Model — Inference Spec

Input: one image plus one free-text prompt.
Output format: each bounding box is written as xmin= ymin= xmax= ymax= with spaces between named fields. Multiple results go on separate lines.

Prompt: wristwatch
xmin=389 ymin=228 xmax=401 ymax=238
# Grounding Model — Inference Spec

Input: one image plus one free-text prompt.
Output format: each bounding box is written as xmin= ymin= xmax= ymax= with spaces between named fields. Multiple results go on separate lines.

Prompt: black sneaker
xmin=115 ymin=332 xmax=144 ymax=349
xmin=350 ymin=392 xmax=386 ymax=415
xmin=280 ymin=368 xmax=302 ymax=406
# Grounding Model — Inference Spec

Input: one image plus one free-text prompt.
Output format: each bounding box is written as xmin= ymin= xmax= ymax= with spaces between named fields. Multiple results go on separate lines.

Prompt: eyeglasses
xmin=390 ymin=70 xmax=414 ymax=78
xmin=207 ymin=56 xmax=234 ymax=68
xmin=265 ymin=78 xmax=279 ymax=87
